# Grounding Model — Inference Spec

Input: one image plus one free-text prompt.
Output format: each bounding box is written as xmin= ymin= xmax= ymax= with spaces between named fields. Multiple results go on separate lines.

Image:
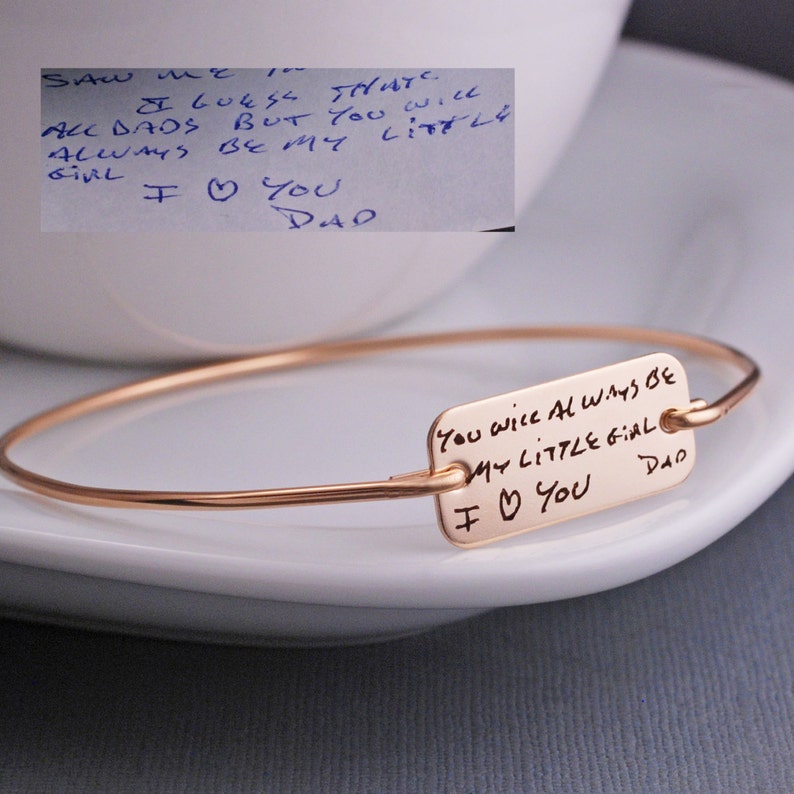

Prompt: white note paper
xmin=41 ymin=68 xmax=514 ymax=232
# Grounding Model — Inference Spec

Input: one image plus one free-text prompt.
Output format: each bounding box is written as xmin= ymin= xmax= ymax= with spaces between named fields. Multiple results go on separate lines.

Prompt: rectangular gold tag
xmin=428 ymin=353 xmax=696 ymax=547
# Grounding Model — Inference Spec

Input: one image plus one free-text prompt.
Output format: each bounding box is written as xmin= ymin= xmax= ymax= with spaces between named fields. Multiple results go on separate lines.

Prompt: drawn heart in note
xmin=499 ymin=488 xmax=521 ymax=522
xmin=207 ymin=177 xmax=239 ymax=202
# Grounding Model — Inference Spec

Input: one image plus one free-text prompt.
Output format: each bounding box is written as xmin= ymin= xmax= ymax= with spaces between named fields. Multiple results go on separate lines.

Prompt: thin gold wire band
xmin=0 ymin=325 xmax=759 ymax=512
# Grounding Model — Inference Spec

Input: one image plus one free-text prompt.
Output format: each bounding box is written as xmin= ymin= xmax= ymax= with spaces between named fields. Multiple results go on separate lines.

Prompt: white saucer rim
xmin=1 ymin=41 xmax=793 ymax=614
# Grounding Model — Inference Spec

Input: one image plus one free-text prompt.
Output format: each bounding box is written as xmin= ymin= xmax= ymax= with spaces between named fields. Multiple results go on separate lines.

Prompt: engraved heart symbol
xmin=207 ymin=177 xmax=239 ymax=202
xmin=499 ymin=488 xmax=521 ymax=522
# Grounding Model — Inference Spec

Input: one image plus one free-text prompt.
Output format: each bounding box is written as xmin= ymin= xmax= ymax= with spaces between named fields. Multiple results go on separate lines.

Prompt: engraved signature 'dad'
xmin=427 ymin=354 xmax=696 ymax=547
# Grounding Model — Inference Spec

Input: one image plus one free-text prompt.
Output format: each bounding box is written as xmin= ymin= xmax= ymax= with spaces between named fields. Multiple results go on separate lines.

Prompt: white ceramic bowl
xmin=1 ymin=0 xmax=630 ymax=361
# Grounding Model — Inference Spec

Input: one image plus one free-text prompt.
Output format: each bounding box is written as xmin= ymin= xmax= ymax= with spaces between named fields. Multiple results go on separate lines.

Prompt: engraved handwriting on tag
xmin=427 ymin=354 xmax=696 ymax=547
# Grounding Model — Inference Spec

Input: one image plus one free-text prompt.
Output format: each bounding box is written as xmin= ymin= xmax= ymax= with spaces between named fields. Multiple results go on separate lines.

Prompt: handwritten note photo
xmin=41 ymin=68 xmax=514 ymax=232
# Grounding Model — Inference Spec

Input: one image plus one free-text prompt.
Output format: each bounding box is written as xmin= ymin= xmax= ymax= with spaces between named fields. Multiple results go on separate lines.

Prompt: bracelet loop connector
xmin=0 ymin=325 xmax=759 ymax=547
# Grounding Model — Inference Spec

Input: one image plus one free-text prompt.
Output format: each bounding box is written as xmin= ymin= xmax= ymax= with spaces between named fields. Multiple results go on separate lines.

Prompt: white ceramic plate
xmin=1 ymin=42 xmax=793 ymax=645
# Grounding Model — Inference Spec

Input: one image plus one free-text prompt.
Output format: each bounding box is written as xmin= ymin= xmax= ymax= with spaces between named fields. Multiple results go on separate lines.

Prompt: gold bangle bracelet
xmin=0 ymin=325 xmax=759 ymax=548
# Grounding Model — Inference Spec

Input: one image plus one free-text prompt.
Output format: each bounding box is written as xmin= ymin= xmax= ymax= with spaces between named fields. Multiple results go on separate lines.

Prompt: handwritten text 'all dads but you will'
xmin=41 ymin=68 xmax=515 ymax=232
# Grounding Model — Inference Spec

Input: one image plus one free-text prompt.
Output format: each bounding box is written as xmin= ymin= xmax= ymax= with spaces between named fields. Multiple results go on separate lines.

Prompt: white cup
xmin=1 ymin=0 xmax=630 ymax=361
